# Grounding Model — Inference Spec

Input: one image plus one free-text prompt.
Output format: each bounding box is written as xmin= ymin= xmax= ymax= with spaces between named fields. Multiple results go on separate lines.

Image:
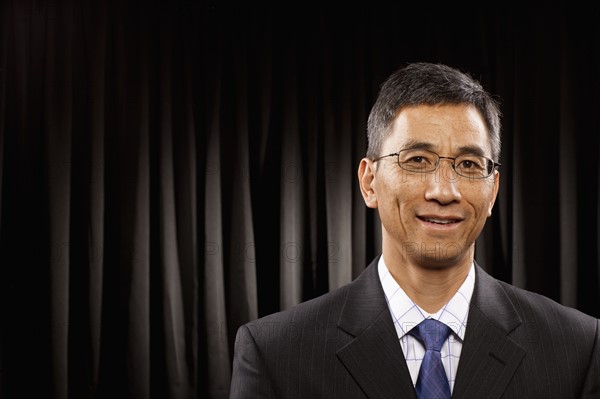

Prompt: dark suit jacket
xmin=230 ymin=256 xmax=600 ymax=398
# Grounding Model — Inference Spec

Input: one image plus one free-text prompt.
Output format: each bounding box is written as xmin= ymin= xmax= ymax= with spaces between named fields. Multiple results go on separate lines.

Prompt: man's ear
xmin=358 ymin=158 xmax=378 ymax=209
xmin=487 ymin=170 xmax=500 ymax=217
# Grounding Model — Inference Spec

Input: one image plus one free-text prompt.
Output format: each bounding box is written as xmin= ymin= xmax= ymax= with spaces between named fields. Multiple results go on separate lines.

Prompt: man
xmin=229 ymin=62 xmax=600 ymax=398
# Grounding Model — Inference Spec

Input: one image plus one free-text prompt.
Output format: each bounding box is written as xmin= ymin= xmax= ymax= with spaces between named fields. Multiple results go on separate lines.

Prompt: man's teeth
xmin=424 ymin=218 xmax=457 ymax=224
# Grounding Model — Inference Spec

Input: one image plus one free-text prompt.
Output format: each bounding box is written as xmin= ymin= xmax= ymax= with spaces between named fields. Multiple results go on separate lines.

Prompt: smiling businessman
xmin=229 ymin=62 xmax=600 ymax=399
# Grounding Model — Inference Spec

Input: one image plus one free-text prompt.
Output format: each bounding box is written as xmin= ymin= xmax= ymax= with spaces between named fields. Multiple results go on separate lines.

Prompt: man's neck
xmin=382 ymin=243 xmax=474 ymax=314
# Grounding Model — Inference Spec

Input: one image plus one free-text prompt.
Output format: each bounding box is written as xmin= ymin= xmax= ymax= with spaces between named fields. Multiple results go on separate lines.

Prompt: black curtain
xmin=1 ymin=2 xmax=598 ymax=398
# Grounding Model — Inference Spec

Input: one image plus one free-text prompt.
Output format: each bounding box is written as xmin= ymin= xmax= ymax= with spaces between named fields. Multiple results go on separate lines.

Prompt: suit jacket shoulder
xmin=499 ymin=275 xmax=597 ymax=334
xmin=229 ymin=256 xmax=416 ymax=398
xmin=453 ymin=264 xmax=600 ymax=399
xmin=242 ymin=279 xmax=352 ymax=341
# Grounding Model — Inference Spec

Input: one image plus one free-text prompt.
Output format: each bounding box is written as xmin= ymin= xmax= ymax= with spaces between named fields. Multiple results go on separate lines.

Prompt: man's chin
xmin=405 ymin=239 xmax=471 ymax=267
xmin=416 ymin=257 xmax=465 ymax=270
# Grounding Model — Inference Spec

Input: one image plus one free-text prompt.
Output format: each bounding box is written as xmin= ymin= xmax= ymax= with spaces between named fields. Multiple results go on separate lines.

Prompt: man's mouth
xmin=418 ymin=216 xmax=462 ymax=225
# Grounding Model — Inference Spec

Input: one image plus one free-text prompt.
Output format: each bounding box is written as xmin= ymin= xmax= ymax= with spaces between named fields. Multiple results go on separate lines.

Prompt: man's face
xmin=359 ymin=104 xmax=500 ymax=267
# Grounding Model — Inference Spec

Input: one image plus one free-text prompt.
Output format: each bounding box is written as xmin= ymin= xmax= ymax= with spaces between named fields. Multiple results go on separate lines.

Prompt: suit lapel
xmin=336 ymin=256 xmax=417 ymax=399
xmin=453 ymin=263 xmax=526 ymax=398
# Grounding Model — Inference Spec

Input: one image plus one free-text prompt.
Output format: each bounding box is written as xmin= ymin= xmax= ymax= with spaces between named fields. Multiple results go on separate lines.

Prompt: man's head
xmin=366 ymin=62 xmax=501 ymax=163
xmin=358 ymin=62 xmax=501 ymax=269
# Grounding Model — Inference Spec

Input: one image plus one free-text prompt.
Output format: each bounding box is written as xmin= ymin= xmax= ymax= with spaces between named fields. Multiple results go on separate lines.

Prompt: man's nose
xmin=423 ymin=160 xmax=462 ymax=204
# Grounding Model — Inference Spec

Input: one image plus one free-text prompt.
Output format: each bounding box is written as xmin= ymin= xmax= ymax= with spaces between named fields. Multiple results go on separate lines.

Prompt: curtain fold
xmin=203 ymin=55 xmax=231 ymax=398
xmin=226 ymin=30 xmax=258 ymax=331
xmin=115 ymin=3 xmax=151 ymax=397
xmin=84 ymin=0 xmax=107 ymax=391
xmin=279 ymin=46 xmax=303 ymax=310
xmin=323 ymin=44 xmax=353 ymax=291
xmin=45 ymin=2 xmax=73 ymax=397
xmin=157 ymin=18 xmax=189 ymax=398
xmin=173 ymin=27 xmax=200 ymax=398
xmin=558 ymin=23 xmax=578 ymax=309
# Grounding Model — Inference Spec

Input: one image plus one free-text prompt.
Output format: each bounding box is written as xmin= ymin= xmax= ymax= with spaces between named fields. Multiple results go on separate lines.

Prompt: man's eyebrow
xmin=400 ymin=140 xmax=435 ymax=151
xmin=401 ymin=141 xmax=488 ymax=157
xmin=456 ymin=145 xmax=486 ymax=157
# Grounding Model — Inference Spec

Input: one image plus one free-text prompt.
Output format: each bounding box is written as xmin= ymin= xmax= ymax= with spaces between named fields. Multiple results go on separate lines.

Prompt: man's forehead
xmin=388 ymin=106 xmax=491 ymax=153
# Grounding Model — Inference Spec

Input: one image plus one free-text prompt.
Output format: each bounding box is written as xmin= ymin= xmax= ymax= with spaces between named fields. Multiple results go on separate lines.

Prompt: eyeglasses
xmin=372 ymin=149 xmax=500 ymax=179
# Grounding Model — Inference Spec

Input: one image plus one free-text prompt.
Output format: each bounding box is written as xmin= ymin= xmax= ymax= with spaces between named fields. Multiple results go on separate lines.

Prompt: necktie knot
xmin=409 ymin=319 xmax=451 ymax=352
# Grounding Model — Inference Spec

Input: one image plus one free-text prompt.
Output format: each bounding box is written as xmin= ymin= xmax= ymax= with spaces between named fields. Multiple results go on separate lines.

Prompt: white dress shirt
xmin=377 ymin=255 xmax=475 ymax=393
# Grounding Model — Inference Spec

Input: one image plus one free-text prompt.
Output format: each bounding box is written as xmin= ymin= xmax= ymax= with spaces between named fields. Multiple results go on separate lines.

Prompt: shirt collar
xmin=377 ymin=255 xmax=475 ymax=341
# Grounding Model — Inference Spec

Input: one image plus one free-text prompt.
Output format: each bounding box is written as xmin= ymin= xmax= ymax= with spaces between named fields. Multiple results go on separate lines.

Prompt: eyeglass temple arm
xmin=373 ymin=153 xmax=399 ymax=162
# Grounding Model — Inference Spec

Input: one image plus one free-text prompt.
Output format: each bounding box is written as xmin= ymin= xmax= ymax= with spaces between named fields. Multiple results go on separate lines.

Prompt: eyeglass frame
xmin=372 ymin=148 xmax=501 ymax=179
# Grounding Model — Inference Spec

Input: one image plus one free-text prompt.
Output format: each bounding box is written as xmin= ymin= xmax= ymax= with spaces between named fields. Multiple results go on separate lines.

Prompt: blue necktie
xmin=409 ymin=319 xmax=452 ymax=399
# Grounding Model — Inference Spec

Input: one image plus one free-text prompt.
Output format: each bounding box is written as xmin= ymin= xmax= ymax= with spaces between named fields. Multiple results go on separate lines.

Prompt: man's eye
xmin=458 ymin=159 xmax=484 ymax=169
xmin=408 ymin=156 xmax=427 ymax=163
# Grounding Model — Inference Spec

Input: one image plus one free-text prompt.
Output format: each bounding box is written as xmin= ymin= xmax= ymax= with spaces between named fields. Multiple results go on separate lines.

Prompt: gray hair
xmin=366 ymin=62 xmax=502 ymax=162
